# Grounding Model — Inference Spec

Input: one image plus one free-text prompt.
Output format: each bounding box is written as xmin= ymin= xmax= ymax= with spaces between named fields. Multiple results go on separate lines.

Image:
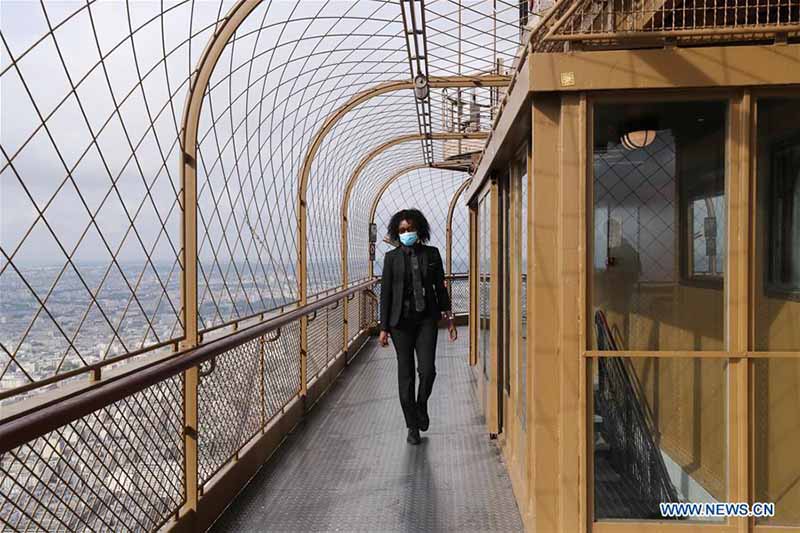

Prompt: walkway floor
xmin=210 ymin=327 xmax=524 ymax=532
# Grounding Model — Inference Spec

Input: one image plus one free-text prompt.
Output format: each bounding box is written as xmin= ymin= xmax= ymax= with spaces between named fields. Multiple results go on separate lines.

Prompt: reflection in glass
xmin=593 ymin=352 xmax=727 ymax=521
xmin=754 ymin=358 xmax=800 ymax=526
xmin=591 ymin=101 xmax=727 ymax=351
xmin=689 ymin=194 xmax=725 ymax=278
xmin=755 ymin=98 xmax=800 ymax=351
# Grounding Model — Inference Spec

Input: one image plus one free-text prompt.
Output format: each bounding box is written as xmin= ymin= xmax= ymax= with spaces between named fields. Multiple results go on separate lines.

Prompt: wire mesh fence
xmin=0 ymin=374 xmax=185 ymax=532
xmin=0 ymin=1 xmax=511 ymax=529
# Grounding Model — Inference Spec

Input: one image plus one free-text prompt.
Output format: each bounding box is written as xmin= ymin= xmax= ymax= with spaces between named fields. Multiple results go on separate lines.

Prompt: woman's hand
xmin=379 ymin=330 xmax=390 ymax=346
xmin=443 ymin=313 xmax=457 ymax=342
xmin=448 ymin=323 xmax=458 ymax=342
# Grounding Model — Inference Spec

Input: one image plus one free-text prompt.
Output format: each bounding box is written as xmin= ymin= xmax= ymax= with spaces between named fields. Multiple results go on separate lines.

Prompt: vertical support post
xmin=177 ymin=2 xmax=263 ymax=518
xmin=299 ymin=194 xmax=309 ymax=396
xmin=529 ymin=94 xmax=561 ymax=532
xmin=342 ymin=214 xmax=350 ymax=359
xmin=558 ymin=93 xmax=585 ymax=533
xmin=728 ymin=89 xmax=753 ymax=533
xmin=180 ymin=109 xmax=200 ymax=520
xmin=446 ymin=179 xmax=470 ymax=305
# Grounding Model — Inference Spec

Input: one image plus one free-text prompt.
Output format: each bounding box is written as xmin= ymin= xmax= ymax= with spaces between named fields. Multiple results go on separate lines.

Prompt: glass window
xmin=518 ymin=157 xmax=528 ymax=428
xmin=755 ymin=98 xmax=800 ymax=351
xmin=591 ymin=101 xmax=727 ymax=351
xmin=753 ymin=358 xmax=800 ymax=526
xmin=593 ymin=355 xmax=728 ymax=521
xmin=502 ymin=176 xmax=511 ymax=394
xmin=479 ymin=191 xmax=491 ymax=379
xmin=688 ymin=194 xmax=725 ymax=279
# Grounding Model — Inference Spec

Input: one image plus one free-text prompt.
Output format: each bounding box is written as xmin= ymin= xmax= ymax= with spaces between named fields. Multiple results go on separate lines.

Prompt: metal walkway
xmin=210 ymin=328 xmax=524 ymax=532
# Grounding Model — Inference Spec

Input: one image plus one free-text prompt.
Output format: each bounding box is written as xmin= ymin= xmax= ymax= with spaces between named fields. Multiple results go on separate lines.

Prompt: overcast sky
xmin=1 ymin=1 xmax=513 ymax=269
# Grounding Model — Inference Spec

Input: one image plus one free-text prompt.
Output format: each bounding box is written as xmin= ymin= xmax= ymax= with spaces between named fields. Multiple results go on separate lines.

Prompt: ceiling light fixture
xmin=621 ymin=129 xmax=657 ymax=150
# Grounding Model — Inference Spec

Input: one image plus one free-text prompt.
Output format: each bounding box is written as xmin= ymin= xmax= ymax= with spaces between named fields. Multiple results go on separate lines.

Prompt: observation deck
xmin=3 ymin=0 xmax=800 ymax=532
xmin=210 ymin=329 xmax=523 ymax=532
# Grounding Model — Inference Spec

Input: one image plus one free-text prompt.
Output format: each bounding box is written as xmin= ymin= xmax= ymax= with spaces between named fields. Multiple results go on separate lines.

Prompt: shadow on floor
xmin=209 ymin=328 xmax=523 ymax=532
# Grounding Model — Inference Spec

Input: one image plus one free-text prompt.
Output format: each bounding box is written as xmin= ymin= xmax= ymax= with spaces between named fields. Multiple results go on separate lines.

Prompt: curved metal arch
xmin=445 ymin=178 xmax=472 ymax=277
xmin=367 ymin=164 xmax=433 ymax=227
xmin=297 ymin=74 xmax=508 ymax=305
xmin=362 ymin=163 xmax=429 ymax=277
xmin=179 ymin=0 xmax=263 ymax=346
xmin=339 ymin=131 xmax=487 ymax=289
xmin=366 ymin=171 xmax=470 ymax=279
xmin=177 ymin=0 xmax=511 ymax=319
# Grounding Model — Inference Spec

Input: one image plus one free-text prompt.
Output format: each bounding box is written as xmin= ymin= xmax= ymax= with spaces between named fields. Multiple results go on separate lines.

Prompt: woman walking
xmin=378 ymin=209 xmax=458 ymax=445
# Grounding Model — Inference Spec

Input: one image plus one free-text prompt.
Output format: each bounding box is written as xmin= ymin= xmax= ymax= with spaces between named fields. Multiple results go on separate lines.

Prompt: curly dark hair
xmin=387 ymin=209 xmax=431 ymax=243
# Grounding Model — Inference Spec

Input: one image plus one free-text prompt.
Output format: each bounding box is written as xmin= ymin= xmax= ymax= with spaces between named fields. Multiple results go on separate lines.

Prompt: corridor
xmin=210 ymin=328 xmax=523 ymax=532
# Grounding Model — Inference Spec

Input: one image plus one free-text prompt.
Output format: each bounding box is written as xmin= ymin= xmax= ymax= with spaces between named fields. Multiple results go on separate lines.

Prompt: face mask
xmin=399 ymin=231 xmax=418 ymax=247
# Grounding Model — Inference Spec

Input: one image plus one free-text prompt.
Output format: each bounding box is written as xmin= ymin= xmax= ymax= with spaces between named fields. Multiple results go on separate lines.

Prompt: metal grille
xmin=0 ymin=1 xmax=520 ymax=402
xmin=198 ymin=320 xmax=301 ymax=488
xmin=1 ymin=2 xmax=527 ymax=530
xmin=594 ymin=311 xmax=680 ymax=519
xmin=327 ymin=300 xmax=345 ymax=362
xmin=197 ymin=338 xmax=263 ymax=487
xmin=348 ymin=294 xmax=362 ymax=341
xmin=450 ymin=275 xmax=470 ymax=315
xmin=307 ymin=307 xmax=329 ymax=381
xmin=531 ymin=0 xmax=800 ymax=51
xmin=0 ymin=0 xmax=222 ymax=398
xmin=0 ymin=375 xmax=184 ymax=532
xmin=594 ymin=132 xmax=677 ymax=285
xmin=361 ymin=290 xmax=378 ymax=331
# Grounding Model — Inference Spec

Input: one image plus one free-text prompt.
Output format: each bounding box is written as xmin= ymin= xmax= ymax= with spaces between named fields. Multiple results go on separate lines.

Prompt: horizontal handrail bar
xmin=0 ymin=278 xmax=378 ymax=454
xmin=0 ymin=336 xmax=182 ymax=402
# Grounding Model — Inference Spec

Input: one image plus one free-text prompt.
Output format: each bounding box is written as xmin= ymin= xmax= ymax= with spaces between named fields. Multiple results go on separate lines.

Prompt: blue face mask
xmin=399 ymin=231 xmax=418 ymax=247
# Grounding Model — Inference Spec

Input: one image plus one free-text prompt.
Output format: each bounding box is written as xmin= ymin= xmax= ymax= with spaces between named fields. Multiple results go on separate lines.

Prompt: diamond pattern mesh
xmin=0 ymin=375 xmax=184 ymax=532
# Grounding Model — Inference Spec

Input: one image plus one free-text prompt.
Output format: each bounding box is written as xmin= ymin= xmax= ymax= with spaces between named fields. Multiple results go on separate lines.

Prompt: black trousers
xmin=390 ymin=317 xmax=438 ymax=429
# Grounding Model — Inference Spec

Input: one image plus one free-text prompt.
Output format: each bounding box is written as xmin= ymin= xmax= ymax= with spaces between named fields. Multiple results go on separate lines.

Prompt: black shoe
xmin=407 ymin=428 xmax=421 ymax=445
xmin=417 ymin=405 xmax=430 ymax=432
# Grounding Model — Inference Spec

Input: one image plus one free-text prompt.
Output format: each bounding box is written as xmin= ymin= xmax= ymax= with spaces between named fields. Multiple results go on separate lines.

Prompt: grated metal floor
xmin=209 ymin=328 xmax=524 ymax=532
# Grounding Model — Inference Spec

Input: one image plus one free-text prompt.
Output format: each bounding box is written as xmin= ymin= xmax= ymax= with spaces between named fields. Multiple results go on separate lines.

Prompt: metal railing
xmin=594 ymin=310 xmax=680 ymax=517
xmin=529 ymin=0 xmax=800 ymax=51
xmin=0 ymin=281 xmax=377 ymax=532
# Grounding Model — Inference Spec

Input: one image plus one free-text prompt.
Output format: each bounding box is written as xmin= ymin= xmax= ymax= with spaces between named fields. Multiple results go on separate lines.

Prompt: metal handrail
xmin=0 ymin=278 xmax=378 ymax=454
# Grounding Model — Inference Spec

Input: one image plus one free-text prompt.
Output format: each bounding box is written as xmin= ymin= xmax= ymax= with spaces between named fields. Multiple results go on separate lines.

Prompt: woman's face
xmin=398 ymin=219 xmax=416 ymax=234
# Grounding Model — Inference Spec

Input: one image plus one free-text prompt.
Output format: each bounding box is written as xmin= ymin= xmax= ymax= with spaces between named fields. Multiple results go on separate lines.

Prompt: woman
xmin=378 ymin=209 xmax=457 ymax=445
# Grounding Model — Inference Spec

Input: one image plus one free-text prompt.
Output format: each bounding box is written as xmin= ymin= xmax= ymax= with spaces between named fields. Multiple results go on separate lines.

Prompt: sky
xmin=1 ymin=0 xmax=519 ymax=270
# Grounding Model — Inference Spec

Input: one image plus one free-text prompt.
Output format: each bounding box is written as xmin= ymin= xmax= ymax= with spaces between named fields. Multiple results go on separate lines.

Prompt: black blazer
xmin=379 ymin=244 xmax=451 ymax=331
